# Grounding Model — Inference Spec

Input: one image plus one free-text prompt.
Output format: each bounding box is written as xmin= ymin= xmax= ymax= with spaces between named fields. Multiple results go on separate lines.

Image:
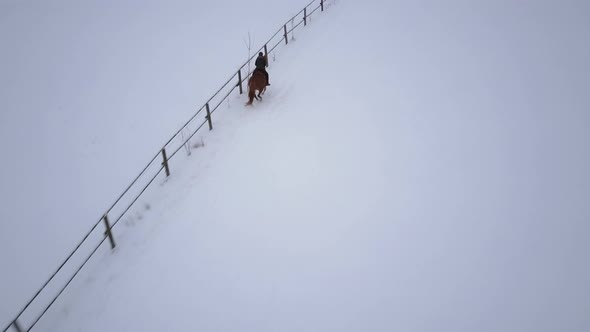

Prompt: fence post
xmin=102 ymin=214 xmax=116 ymax=250
xmin=304 ymin=7 xmax=307 ymax=26
xmin=237 ymin=69 xmax=243 ymax=95
xmin=161 ymin=148 xmax=170 ymax=177
xmin=321 ymin=0 xmax=324 ymax=11
xmin=283 ymin=24 xmax=288 ymax=45
xmin=205 ymin=103 xmax=213 ymax=131
xmin=12 ymin=319 xmax=23 ymax=332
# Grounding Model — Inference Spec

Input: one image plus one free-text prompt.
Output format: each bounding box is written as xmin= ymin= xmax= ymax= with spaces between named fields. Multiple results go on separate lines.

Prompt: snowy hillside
xmin=3 ymin=0 xmax=590 ymax=331
xmin=1 ymin=0 xmax=310 ymax=327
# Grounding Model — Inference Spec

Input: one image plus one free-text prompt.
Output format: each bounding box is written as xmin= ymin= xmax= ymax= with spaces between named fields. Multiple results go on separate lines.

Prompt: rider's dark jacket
xmin=255 ymin=56 xmax=267 ymax=70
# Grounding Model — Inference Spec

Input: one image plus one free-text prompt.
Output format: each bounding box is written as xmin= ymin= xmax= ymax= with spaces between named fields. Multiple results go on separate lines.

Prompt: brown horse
xmin=246 ymin=69 xmax=267 ymax=105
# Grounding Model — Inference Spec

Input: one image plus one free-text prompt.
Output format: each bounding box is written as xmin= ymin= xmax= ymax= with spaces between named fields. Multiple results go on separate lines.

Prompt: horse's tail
xmin=247 ymin=78 xmax=255 ymax=105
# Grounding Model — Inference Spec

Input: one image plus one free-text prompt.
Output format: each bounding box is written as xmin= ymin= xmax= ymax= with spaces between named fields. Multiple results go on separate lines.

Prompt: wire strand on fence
xmin=26 ymin=234 xmax=109 ymax=332
xmin=111 ymin=167 xmax=166 ymax=228
xmin=287 ymin=17 xmax=306 ymax=34
xmin=205 ymin=72 xmax=239 ymax=106
xmin=105 ymin=151 xmax=162 ymax=216
xmin=162 ymin=105 xmax=206 ymax=148
xmin=269 ymin=38 xmax=284 ymax=54
xmin=5 ymin=214 xmax=104 ymax=330
xmin=211 ymin=86 xmax=238 ymax=115
xmin=28 ymin=163 xmax=167 ymax=330
xmin=169 ymin=118 xmax=210 ymax=160
xmin=309 ymin=4 xmax=322 ymax=16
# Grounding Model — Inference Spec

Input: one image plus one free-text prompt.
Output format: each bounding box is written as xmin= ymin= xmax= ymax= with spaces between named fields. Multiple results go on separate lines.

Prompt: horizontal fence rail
xmin=2 ymin=1 xmax=329 ymax=331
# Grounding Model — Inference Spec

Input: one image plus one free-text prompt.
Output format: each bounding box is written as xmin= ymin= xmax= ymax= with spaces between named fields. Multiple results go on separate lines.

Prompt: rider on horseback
xmin=255 ymin=52 xmax=270 ymax=86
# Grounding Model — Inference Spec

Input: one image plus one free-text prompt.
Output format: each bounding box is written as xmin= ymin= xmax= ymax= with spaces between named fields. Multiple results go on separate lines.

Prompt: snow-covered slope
xmin=0 ymin=0 xmax=310 ymax=325
xmin=3 ymin=0 xmax=590 ymax=331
